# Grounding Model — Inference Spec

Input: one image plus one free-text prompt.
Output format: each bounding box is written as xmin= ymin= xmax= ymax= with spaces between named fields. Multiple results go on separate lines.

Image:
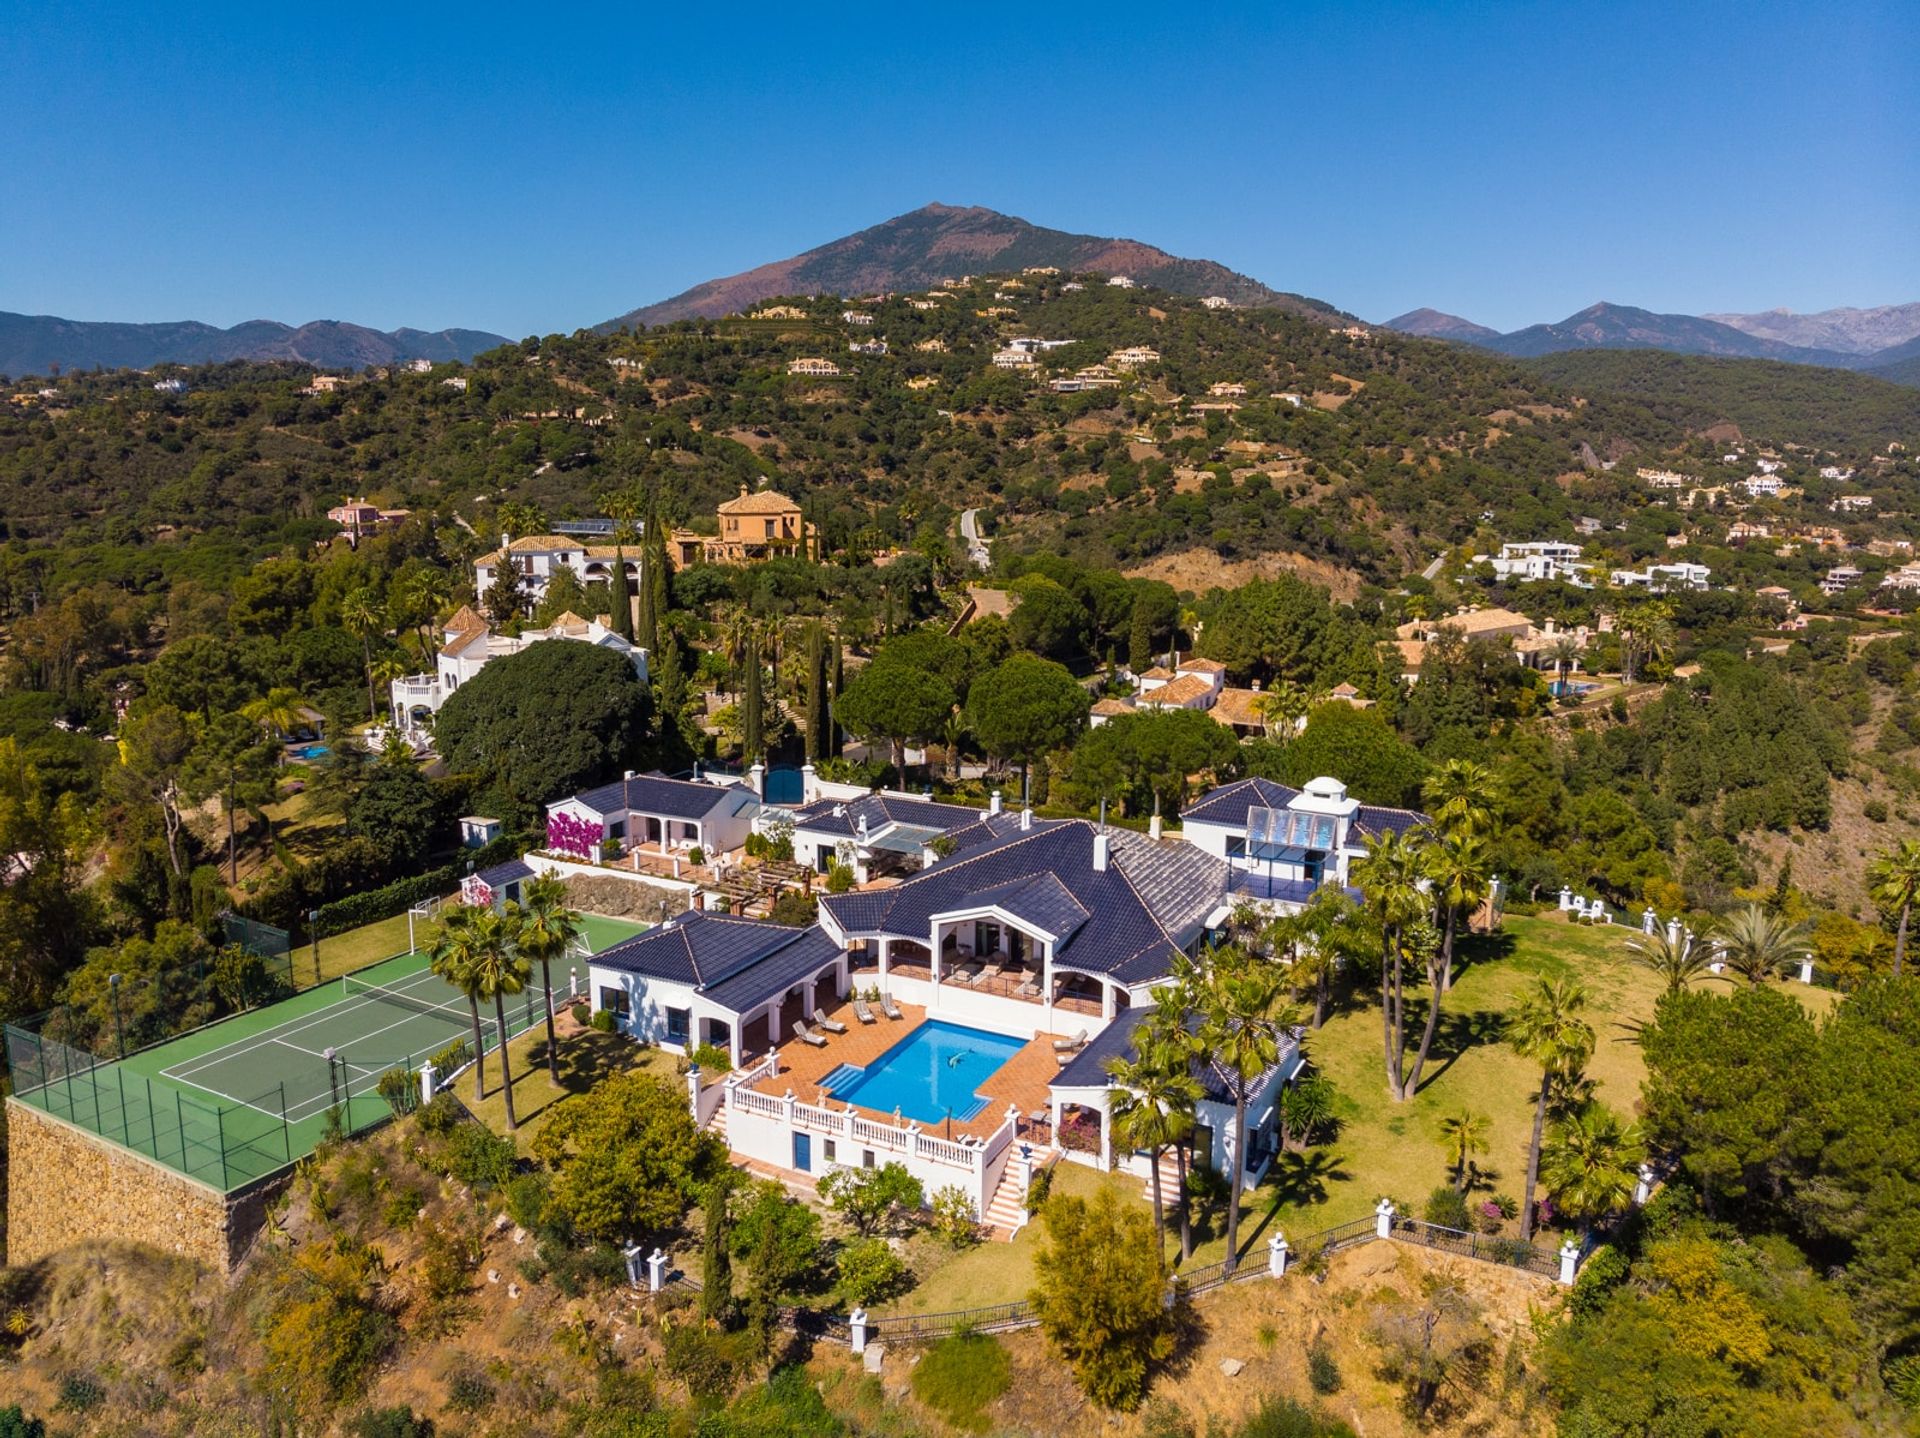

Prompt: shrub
xmin=1236 ymin=1396 xmax=1358 ymax=1437
xmin=661 ymin=1320 xmax=737 ymax=1400
xmin=441 ymin=1121 xmax=516 ymax=1191
xmin=687 ymin=846 xmax=706 ymax=865
xmin=910 ymin=1332 xmax=1012 ymax=1432
xmin=570 ymin=999 xmax=590 ymax=1025
xmin=427 ymin=1037 xmax=473 ymax=1077
xmin=376 ymin=1066 xmax=419 ymax=1118
xmin=349 ymin=1407 xmax=434 ymax=1438
xmin=834 ymin=1237 xmax=910 ymax=1307
xmin=820 ymin=1162 xmax=924 ymax=1236
xmin=1568 ymin=1243 xmax=1629 ymax=1322
xmin=1025 ymin=1164 xmax=1055 ymax=1215
xmin=1138 ymin=1399 xmax=1195 ymax=1438
xmin=419 ymin=1219 xmax=481 ymax=1302
xmin=445 ymin=1370 xmax=494 ymax=1413
xmin=416 ymin=1091 xmax=460 ymax=1135
xmin=930 ymin=1185 xmax=981 ymax=1249
xmin=1423 ymin=1185 xmax=1470 ymax=1230
xmin=257 ymin=1239 xmax=396 ymax=1424
xmin=55 ymin=1375 xmax=104 ymax=1413
xmin=688 ymin=1041 xmax=732 ymax=1074
xmin=1866 ymin=798 xmax=1890 ymax=822
xmin=1307 ymin=1346 xmax=1342 ymax=1395
xmin=825 ymin=863 xmax=856 ymax=894
xmin=591 ymin=1008 xmax=616 ymax=1032
xmin=0 ymin=1409 xmax=46 ymax=1438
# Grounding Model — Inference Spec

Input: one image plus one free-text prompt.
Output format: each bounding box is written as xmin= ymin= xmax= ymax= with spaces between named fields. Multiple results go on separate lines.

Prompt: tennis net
xmin=342 ymin=974 xmax=474 ymax=1029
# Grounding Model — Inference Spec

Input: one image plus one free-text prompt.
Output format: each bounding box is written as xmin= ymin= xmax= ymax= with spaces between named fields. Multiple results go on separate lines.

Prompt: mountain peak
xmin=1381 ymin=307 xmax=1500 ymax=343
xmin=598 ymin=205 xmax=1346 ymax=330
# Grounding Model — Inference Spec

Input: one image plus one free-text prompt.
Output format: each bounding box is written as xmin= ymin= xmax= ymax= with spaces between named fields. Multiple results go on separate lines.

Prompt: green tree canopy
xmin=965 ymin=654 xmax=1088 ymax=790
xmin=433 ymin=640 xmax=651 ymax=820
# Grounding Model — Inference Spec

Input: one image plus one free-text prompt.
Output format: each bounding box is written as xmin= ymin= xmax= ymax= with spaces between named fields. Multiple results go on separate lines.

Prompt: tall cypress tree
xmin=609 ymin=544 xmax=635 ymax=641
xmin=741 ymin=631 xmax=763 ymax=763
xmin=803 ymin=621 xmax=828 ymax=761
xmin=828 ymin=634 xmax=845 ymax=758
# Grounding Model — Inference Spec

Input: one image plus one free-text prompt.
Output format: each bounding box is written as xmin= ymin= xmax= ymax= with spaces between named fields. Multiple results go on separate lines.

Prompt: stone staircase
xmin=984 ymin=1162 xmax=1031 ymax=1237
xmin=705 ymin=1098 xmax=729 ymax=1144
xmin=1140 ymin=1150 xmax=1182 ymax=1205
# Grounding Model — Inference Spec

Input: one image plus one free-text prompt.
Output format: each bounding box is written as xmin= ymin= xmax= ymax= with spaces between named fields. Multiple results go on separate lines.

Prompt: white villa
xmin=1610 ymin=562 xmax=1711 ymax=592
xmin=1181 ymin=776 xmax=1427 ymax=908
xmin=472 ymin=535 xmax=645 ymax=613
xmin=1483 ymin=540 xmax=1593 ymax=587
xmin=546 ymin=770 xmax=760 ymax=862
xmin=390 ymin=607 xmax=647 ymax=733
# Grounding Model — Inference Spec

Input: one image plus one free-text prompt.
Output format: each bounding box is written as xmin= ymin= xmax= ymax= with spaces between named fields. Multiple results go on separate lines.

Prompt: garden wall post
xmin=418 ymin=1061 xmax=437 ymax=1108
xmin=1557 ymin=1241 xmax=1580 ymax=1285
xmin=1375 ymin=1198 xmax=1395 ymax=1240
xmin=1634 ymin=1164 xmax=1655 ymax=1205
xmin=1268 ymin=1231 xmax=1290 ymax=1277
xmin=849 ymin=1307 xmax=868 ymax=1354
xmin=646 ymin=1247 xmax=667 ymax=1292
xmin=686 ymin=1064 xmax=701 ymax=1119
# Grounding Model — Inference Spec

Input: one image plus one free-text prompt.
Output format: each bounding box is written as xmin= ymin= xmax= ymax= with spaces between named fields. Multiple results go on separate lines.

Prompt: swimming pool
xmin=288 ymin=743 xmax=331 ymax=761
xmin=822 ymin=1019 xmax=1026 ymax=1126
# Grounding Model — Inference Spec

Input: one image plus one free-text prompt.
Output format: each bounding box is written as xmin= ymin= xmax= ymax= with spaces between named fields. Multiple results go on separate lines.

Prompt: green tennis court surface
xmin=9 ymin=911 xmax=651 ymax=1191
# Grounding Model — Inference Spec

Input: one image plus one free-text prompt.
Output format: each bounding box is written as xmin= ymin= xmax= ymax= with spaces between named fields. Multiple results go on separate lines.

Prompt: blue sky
xmin=3 ymin=2 xmax=1914 ymax=335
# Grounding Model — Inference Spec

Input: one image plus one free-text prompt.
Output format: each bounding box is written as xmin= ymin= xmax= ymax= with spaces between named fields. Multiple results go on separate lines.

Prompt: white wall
xmin=1181 ymin=819 xmax=1238 ymax=862
xmin=586 ymin=964 xmax=700 ymax=1050
xmin=875 ymin=972 xmax=1097 ymax=1040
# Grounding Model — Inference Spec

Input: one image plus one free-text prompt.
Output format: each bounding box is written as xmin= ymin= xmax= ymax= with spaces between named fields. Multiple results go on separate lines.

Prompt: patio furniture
xmin=973 ymin=961 xmax=1005 ymax=987
xmin=879 ymin=994 xmax=904 ymax=1021
xmin=792 ymin=1020 xmax=827 ymax=1048
xmin=852 ymin=997 xmax=876 ymax=1024
xmin=1051 ymin=1028 xmax=1088 ymax=1055
xmin=950 ymin=960 xmax=983 ymax=984
xmin=1014 ymin=977 xmax=1040 ymax=998
xmin=812 ymin=1007 xmax=848 ymax=1035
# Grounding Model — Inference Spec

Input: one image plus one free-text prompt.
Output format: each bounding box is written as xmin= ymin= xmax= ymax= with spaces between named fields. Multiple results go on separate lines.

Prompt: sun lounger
xmin=973 ymin=962 xmax=1004 ymax=987
xmin=792 ymin=1020 xmax=827 ymax=1048
xmin=853 ymin=997 xmax=876 ymax=1024
xmin=1051 ymin=1028 xmax=1088 ymax=1055
xmin=880 ymin=994 xmax=904 ymax=1020
xmin=813 ymin=1007 xmax=848 ymax=1035
xmin=1015 ymin=978 xmax=1041 ymax=998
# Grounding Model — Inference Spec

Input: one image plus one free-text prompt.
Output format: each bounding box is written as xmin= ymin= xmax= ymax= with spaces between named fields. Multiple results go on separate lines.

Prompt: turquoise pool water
xmin=823 ymin=1019 xmax=1025 ymax=1125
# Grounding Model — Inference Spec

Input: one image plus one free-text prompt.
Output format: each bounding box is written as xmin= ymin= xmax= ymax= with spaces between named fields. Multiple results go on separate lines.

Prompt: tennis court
xmin=6 ymin=910 xmax=654 ymax=1191
xmin=156 ymin=965 xmax=556 ymax=1127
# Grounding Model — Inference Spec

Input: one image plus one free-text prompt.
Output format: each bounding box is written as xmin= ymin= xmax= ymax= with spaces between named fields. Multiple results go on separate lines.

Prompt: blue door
xmin=793 ymin=1132 xmax=811 ymax=1172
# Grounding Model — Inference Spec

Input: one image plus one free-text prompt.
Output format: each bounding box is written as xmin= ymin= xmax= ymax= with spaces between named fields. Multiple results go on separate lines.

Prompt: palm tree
xmin=242 ymin=686 xmax=310 ymax=745
xmin=340 ymin=586 xmax=386 ymax=721
xmin=1545 ymin=634 xmax=1583 ymax=696
xmin=510 ymin=875 xmax=583 ymax=1082
xmin=1540 ymin=1103 xmax=1644 ymax=1238
xmin=1437 ymin=1110 xmax=1492 ymax=1194
xmin=1421 ymin=759 xmax=1501 ymax=842
xmin=1507 ymin=977 xmax=1595 ymax=1242
xmin=1136 ymin=978 xmax=1204 ymax=1261
xmin=1867 ymin=838 xmax=1920 ymax=977
xmin=370 ymin=655 xmax=409 ymax=725
xmin=430 ymin=905 xmax=492 ymax=1103
xmin=1351 ymin=829 xmax=1428 ymax=1099
xmin=1424 ymin=829 xmax=1490 ymax=995
xmin=470 ymin=908 xmax=533 ymax=1129
xmin=1105 ymin=1053 xmax=1201 ymax=1271
xmin=1712 ymin=903 xmax=1811 ymax=986
xmin=1257 ymin=680 xmax=1307 ymax=740
xmin=1194 ymin=951 xmax=1299 ymax=1271
xmin=1624 ymin=924 xmax=1715 ymax=994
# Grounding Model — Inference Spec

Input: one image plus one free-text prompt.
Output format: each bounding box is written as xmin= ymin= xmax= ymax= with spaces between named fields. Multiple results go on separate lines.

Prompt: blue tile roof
xmin=1179 ymin=777 xmax=1300 ymax=827
xmin=955 ymin=872 xmax=1088 ymax=941
xmin=474 ymin=857 xmax=533 ymax=887
xmin=1353 ymin=804 xmax=1429 ymax=841
xmin=569 ymin=772 xmax=758 ymax=822
xmin=591 ymin=910 xmax=837 ymax=1013
xmin=1050 ymin=1007 xmax=1304 ymax=1105
xmin=790 ymin=792 xmax=989 ymax=839
xmin=820 ymin=820 xmax=1229 ymax=984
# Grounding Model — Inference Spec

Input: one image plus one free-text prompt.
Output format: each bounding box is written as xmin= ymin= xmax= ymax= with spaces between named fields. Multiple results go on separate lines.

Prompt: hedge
xmin=245 ymin=832 xmax=528 ymax=941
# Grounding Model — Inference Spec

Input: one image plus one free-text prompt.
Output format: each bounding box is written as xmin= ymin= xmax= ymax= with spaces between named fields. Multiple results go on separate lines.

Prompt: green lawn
xmin=300 ymin=909 xmax=648 ymax=992
xmin=462 ymin=1021 xmax=680 ymax=1143
xmin=888 ymin=911 xmax=1839 ymax=1304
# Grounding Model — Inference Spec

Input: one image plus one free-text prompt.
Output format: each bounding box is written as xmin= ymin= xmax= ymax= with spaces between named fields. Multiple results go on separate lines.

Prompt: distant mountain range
xmin=0 ymin=313 xmax=508 ymax=379
xmin=598 ymin=203 xmax=1349 ymax=330
xmin=1382 ymin=301 xmax=1920 ymax=381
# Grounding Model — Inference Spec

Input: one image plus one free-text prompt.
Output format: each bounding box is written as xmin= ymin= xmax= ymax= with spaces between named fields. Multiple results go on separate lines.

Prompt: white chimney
xmin=1092 ymin=831 xmax=1109 ymax=872
xmin=1020 ymin=807 xmax=1032 ymax=832
xmin=989 ymin=789 xmax=1003 ymax=815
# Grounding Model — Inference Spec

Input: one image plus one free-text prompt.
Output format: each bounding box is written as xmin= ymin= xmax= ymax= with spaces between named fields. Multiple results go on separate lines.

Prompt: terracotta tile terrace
xmin=747 ymin=997 xmax=1062 ymax=1144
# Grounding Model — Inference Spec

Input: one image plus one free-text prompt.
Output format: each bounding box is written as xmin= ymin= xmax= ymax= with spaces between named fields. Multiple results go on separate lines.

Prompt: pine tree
xmin=699 ymin=1177 xmax=735 ymax=1323
xmin=1127 ymin=596 xmax=1154 ymax=673
xmin=655 ymin=627 xmax=687 ymax=738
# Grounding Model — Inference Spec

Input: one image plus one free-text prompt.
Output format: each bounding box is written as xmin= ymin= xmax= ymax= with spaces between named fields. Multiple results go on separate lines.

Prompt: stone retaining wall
xmin=4 ymin=1098 xmax=286 ymax=1272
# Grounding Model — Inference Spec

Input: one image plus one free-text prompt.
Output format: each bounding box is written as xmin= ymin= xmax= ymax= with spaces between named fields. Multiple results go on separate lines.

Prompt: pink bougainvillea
xmin=546 ymin=810 xmax=602 ymax=859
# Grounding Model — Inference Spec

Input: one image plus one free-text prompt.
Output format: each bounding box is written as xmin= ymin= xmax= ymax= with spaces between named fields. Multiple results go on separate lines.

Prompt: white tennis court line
xmin=158 ymin=971 xmax=553 ymax=1115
